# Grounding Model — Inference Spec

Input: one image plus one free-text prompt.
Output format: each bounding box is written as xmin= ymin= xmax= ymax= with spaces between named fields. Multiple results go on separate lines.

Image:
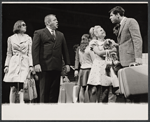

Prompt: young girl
xmin=87 ymin=25 xmax=117 ymax=103
xmin=74 ymin=34 xmax=95 ymax=102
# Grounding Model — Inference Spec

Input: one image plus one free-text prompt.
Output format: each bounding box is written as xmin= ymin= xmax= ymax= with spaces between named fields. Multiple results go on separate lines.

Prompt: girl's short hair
xmin=13 ymin=20 xmax=25 ymax=33
xmin=79 ymin=34 xmax=90 ymax=53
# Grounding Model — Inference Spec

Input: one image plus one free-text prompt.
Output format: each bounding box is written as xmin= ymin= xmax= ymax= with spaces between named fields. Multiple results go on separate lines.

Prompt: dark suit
xmin=32 ymin=28 xmax=70 ymax=103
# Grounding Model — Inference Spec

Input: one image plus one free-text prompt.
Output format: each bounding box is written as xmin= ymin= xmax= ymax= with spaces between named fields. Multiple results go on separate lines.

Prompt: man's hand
xmin=65 ymin=65 xmax=70 ymax=73
xmin=34 ymin=64 xmax=42 ymax=72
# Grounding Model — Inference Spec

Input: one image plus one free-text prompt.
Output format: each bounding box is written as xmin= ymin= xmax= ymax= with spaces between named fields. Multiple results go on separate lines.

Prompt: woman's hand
xmin=111 ymin=47 xmax=117 ymax=52
xmin=74 ymin=70 xmax=79 ymax=77
xmin=63 ymin=76 xmax=70 ymax=82
xmin=4 ymin=67 xmax=8 ymax=73
xmin=29 ymin=66 xmax=34 ymax=73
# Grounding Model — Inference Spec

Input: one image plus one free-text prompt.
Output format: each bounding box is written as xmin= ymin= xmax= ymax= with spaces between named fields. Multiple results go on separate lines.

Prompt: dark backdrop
xmin=2 ymin=3 xmax=148 ymax=103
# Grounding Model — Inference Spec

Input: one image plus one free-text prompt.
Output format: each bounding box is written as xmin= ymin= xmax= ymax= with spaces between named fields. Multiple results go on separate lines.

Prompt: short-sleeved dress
xmin=87 ymin=40 xmax=112 ymax=86
xmin=3 ymin=34 xmax=33 ymax=83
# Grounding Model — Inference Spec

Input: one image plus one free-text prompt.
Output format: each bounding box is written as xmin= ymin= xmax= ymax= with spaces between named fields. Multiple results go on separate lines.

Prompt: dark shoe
xmin=112 ymin=87 xmax=119 ymax=95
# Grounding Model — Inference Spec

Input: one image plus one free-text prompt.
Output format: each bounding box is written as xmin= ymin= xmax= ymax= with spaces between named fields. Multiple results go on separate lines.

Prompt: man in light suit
xmin=32 ymin=14 xmax=70 ymax=103
xmin=109 ymin=6 xmax=143 ymax=67
xmin=109 ymin=6 xmax=143 ymax=103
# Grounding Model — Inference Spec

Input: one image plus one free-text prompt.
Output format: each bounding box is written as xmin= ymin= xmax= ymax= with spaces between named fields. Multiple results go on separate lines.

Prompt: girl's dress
xmin=87 ymin=40 xmax=112 ymax=86
xmin=76 ymin=46 xmax=95 ymax=86
xmin=3 ymin=34 xmax=33 ymax=83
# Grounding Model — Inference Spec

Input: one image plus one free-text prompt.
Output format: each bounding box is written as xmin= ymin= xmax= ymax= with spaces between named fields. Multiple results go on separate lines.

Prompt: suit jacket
xmin=117 ymin=17 xmax=143 ymax=67
xmin=32 ymin=28 xmax=70 ymax=71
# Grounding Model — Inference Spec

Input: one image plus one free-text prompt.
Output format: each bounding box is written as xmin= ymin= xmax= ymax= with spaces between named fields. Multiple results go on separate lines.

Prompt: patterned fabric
xmin=87 ymin=40 xmax=112 ymax=86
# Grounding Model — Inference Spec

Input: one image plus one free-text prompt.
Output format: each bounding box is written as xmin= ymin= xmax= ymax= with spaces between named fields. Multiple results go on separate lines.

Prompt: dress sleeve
xmin=89 ymin=40 xmax=98 ymax=49
xmin=28 ymin=37 xmax=33 ymax=66
xmin=87 ymin=46 xmax=95 ymax=62
xmin=4 ymin=37 xmax=13 ymax=66
xmin=74 ymin=47 xmax=80 ymax=70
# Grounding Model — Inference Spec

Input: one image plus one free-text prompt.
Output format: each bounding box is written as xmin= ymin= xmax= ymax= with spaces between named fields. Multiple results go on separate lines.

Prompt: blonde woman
xmin=3 ymin=20 xmax=33 ymax=103
xmin=87 ymin=25 xmax=117 ymax=103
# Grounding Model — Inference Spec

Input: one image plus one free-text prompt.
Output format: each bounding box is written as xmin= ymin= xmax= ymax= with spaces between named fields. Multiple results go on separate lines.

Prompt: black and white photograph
xmin=1 ymin=1 xmax=148 ymax=120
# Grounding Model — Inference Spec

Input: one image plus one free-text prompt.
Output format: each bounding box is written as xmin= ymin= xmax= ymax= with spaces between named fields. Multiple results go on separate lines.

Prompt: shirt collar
xmin=46 ymin=26 xmax=55 ymax=34
xmin=120 ymin=16 xmax=126 ymax=25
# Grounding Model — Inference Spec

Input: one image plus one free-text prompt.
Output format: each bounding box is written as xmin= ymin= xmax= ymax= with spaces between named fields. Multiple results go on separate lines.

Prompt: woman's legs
xmin=88 ymin=85 xmax=97 ymax=102
xmin=97 ymin=85 xmax=102 ymax=103
xmin=18 ymin=89 xmax=24 ymax=103
xmin=9 ymin=86 xmax=17 ymax=103
xmin=77 ymin=85 xmax=81 ymax=102
xmin=101 ymin=86 xmax=110 ymax=103
xmin=9 ymin=82 xmax=24 ymax=103
xmin=18 ymin=83 xmax=24 ymax=103
xmin=79 ymin=86 xmax=86 ymax=102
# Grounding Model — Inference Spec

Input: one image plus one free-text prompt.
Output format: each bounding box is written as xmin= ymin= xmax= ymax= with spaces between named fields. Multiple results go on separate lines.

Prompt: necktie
xmin=113 ymin=24 xmax=121 ymax=36
xmin=117 ymin=24 xmax=121 ymax=32
xmin=51 ymin=30 xmax=55 ymax=40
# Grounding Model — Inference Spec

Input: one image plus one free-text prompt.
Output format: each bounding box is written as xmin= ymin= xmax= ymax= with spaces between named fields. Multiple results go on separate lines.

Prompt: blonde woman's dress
xmin=87 ymin=40 xmax=112 ymax=86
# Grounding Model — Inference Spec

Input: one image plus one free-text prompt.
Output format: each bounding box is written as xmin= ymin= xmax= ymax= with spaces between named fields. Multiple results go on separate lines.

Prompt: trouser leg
xmin=39 ymin=72 xmax=46 ymax=103
xmin=44 ymin=71 xmax=61 ymax=103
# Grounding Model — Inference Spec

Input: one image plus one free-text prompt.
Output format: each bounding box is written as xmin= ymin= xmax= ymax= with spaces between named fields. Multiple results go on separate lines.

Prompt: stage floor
xmin=2 ymin=103 xmax=148 ymax=120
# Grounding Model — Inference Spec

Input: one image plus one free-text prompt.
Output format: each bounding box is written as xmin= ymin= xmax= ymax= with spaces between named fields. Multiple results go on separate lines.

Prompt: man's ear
xmin=46 ymin=21 xmax=51 ymax=26
xmin=116 ymin=13 xmax=121 ymax=18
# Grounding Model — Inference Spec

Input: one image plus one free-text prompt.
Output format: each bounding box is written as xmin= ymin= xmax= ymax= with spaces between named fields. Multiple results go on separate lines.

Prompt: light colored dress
xmin=87 ymin=40 xmax=112 ymax=86
xmin=78 ymin=46 xmax=95 ymax=69
xmin=3 ymin=34 xmax=33 ymax=83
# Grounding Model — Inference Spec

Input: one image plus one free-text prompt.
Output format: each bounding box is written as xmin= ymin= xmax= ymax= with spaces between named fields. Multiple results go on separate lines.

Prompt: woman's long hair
xmin=79 ymin=34 xmax=90 ymax=53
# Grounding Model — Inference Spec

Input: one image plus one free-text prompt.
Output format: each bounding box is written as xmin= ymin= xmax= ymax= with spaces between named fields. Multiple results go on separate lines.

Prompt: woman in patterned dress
xmin=87 ymin=25 xmax=117 ymax=103
xmin=3 ymin=20 xmax=33 ymax=103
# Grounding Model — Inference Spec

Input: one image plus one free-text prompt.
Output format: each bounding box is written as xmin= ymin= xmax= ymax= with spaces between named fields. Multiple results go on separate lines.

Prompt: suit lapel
xmin=44 ymin=28 xmax=52 ymax=38
xmin=118 ymin=17 xmax=127 ymax=37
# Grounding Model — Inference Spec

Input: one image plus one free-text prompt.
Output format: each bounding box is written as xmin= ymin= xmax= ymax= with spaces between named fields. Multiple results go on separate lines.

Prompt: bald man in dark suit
xmin=32 ymin=14 xmax=70 ymax=103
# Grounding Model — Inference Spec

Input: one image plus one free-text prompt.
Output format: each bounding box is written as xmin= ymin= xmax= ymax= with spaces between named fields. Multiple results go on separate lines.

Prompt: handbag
xmin=24 ymin=72 xmax=37 ymax=101
xmin=105 ymin=50 xmax=113 ymax=65
xmin=110 ymin=67 xmax=119 ymax=87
